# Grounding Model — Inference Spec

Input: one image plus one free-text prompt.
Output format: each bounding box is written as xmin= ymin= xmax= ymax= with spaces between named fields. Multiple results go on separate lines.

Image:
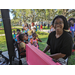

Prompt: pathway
xmin=1 ymin=50 xmax=27 ymax=65
xmin=39 ymin=29 xmax=50 ymax=33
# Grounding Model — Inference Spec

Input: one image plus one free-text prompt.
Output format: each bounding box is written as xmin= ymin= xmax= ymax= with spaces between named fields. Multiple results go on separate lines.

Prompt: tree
xmin=10 ymin=9 xmax=75 ymax=26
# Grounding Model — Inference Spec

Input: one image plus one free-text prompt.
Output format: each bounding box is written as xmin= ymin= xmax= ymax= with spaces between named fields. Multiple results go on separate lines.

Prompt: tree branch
xmin=66 ymin=9 xmax=75 ymax=17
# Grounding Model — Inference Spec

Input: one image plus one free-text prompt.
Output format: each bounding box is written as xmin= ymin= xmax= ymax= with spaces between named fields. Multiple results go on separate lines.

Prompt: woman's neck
xmin=56 ymin=30 xmax=63 ymax=35
xmin=56 ymin=30 xmax=63 ymax=38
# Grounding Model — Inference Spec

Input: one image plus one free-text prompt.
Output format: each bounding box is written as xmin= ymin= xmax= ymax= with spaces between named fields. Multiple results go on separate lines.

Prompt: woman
xmin=43 ymin=15 xmax=73 ymax=65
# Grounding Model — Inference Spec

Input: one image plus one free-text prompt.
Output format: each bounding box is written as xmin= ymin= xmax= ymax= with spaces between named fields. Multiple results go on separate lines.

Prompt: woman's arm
xmin=43 ymin=45 xmax=50 ymax=53
xmin=49 ymin=53 xmax=66 ymax=60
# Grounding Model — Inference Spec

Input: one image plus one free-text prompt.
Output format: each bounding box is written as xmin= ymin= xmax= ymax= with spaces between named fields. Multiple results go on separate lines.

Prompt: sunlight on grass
xmin=0 ymin=36 xmax=7 ymax=52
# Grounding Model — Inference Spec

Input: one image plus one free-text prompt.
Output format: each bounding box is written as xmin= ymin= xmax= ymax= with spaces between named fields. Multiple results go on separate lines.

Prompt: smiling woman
xmin=43 ymin=15 xmax=73 ymax=65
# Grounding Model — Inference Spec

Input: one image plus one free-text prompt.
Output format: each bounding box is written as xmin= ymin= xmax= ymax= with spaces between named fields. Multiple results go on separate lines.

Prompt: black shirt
xmin=47 ymin=31 xmax=73 ymax=59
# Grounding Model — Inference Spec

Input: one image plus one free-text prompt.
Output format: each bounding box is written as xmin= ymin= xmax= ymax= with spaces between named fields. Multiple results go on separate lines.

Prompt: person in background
xmin=48 ymin=23 xmax=50 ymax=29
xmin=30 ymin=33 xmax=42 ymax=49
xmin=49 ymin=24 xmax=55 ymax=33
xmin=18 ymin=34 xmax=27 ymax=57
xmin=39 ymin=24 xmax=40 ymax=30
xmin=24 ymin=33 xmax=29 ymax=44
xmin=40 ymin=24 xmax=43 ymax=31
xmin=72 ymin=32 xmax=75 ymax=55
xmin=28 ymin=26 xmax=33 ymax=41
xmin=44 ymin=23 xmax=46 ymax=29
xmin=68 ymin=18 xmax=75 ymax=41
xmin=16 ymin=29 xmax=21 ymax=43
xmin=31 ymin=22 xmax=36 ymax=33
xmin=35 ymin=23 xmax=37 ymax=31
xmin=13 ymin=30 xmax=16 ymax=39
xmin=21 ymin=28 xmax=24 ymax=33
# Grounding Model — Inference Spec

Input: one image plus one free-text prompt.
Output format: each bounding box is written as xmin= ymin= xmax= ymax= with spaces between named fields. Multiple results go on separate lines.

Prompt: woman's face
xmin=70 ymin=20 xmax=74 ymax=26
xmin=54 ymin=18 xmax=64 ymax=31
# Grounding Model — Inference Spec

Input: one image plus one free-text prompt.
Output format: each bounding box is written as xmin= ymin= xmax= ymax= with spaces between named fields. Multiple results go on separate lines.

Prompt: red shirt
xmin=40 ymin=25 xmax=43 ymax=29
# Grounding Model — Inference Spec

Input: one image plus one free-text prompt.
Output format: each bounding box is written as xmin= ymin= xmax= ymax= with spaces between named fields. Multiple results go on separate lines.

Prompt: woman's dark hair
xmin=68 ymin=18 xmax=75 ymax=22
xmin=52 ymin=15 xmax=68 ymax=30
xmin=19 ymin=34 xmax=25 ymax=41
xmin=68 ymin=21 xmax=72 ymax=28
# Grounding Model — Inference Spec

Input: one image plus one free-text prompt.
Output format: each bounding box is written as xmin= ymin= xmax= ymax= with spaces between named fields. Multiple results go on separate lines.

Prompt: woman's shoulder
xmin=49 ymin=31 xmax=56 ymax=37
xmin=49 ymin=31 xmax=55 ymax=35
xmin=63 ymin=31 xmax=72 ymax=40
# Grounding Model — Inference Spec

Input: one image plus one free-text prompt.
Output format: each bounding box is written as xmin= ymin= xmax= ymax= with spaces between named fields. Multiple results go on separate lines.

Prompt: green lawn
xmin=0 ymin=28 xmax=22 ymax=34
xmin=0 ymin=31 xmax=75 ymax=65
xmin=0 ymin=36 xmax=7 ymax=52
xmin=0 ymin=25 xmax=23 ymax=34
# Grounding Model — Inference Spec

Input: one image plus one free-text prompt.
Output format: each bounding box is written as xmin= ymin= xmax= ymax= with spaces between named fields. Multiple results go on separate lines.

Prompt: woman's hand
xmin=49 ymin=53 xmax=66 ymax=60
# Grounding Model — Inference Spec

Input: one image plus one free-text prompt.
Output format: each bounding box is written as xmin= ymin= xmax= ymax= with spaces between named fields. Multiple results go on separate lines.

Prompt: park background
xmin=0 ymin=9 xmax=75 ymax=65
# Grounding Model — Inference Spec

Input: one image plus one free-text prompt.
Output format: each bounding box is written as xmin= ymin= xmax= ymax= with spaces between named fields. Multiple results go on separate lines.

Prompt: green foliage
xmin=10 ymin=9 xmax=75 ymax=25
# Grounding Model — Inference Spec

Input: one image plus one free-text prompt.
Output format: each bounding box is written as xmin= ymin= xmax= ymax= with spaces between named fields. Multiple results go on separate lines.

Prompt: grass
xmin=37 ymin=31 xmax=50 ymax=55
xmin=0 ymin=25 xmax=22 ymax=34
xmin=0 ymin=28 xmax=22 ymax=34
xmin=0 ymin=36 xmax=7 ymax=52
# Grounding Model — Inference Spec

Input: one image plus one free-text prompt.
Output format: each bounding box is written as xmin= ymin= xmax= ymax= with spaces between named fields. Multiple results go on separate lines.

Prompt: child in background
xmin=18 ymin=34 xmax=27 ymax=57
xmin=24 ymin=33 xmax=29 ymax=44
xmin=30 ymin=33 xmax=42 ymax=49
xmin=16 ymin=30 xmax=21 ymax=43
xmin=13 ymin=30 xmax=17 ymax=42
xmin=25 ymin=27 xmax=29 ymax=33
xmin=13 ymin=30 xmax=16 ymax=39
xmin=28 ymin=26 xmax=33 ymax=41
xmin=21 ymin=28 xmax=24 ymax=33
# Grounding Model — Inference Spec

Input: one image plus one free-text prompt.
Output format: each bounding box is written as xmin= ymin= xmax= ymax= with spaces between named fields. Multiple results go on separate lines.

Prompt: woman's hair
xmin=19 ymin=34 xmax=25 ymax=41
xmin=68 ymin=21 xmax=72 ymax=28
xmin=52 ymin=15 xmax=68 ymax=30
xmin=68 ymin=18 xmax=75 ymax=22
